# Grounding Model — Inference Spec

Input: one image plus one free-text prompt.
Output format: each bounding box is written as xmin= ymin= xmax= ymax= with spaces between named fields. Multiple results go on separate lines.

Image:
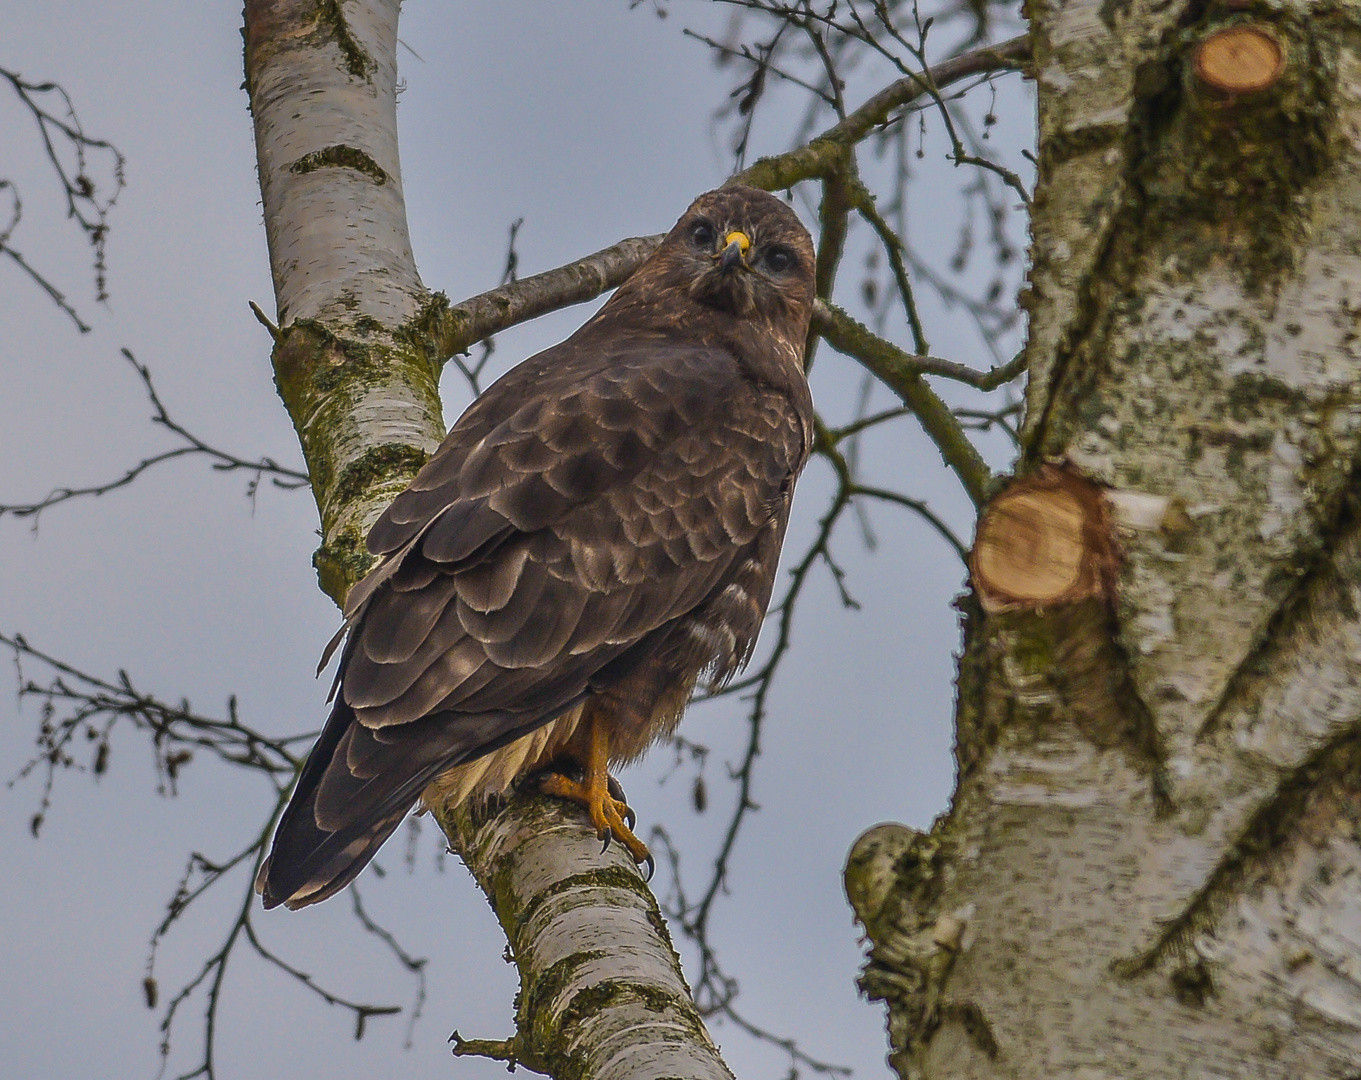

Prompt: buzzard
xmin=258 ymin=186 xmax=816 ymax=910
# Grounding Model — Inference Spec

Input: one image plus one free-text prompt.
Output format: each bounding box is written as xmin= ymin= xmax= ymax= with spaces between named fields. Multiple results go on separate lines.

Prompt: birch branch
xmin=437 ymin=796 xmax=732 ymax=1080
xmin=813 ymin=301 xmax=993 ymax=505
xmin=428 ymin=234 xmax=666 ymax=361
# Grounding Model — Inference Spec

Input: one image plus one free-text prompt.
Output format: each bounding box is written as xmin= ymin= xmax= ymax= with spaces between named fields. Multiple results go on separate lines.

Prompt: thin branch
xmin=351 ymin=885 xmax=428 ymax=1049
xmin=954 ymin=400 xmax=1022 ymax=447
xmin=851 ymin=180 xmax=930 ymax=355
xmin=932 ymin=349 xmax=1026 ymax=390
xmin=244 ymin=920 xmax=402 ymax=1037
xmin=429 ymin=234 xmax=665 ymax=364
xmin=813 ymin=300 xmax=993 ymax=504
xmin=3 ymin=630 xmax=305 ymax=847
xmin=1 ymin=65 xmax=125 ymax=324
xmin=3 ymin=632 xmax=420 ymax=1076
xmin=448 ymin=217 xmax=525 ymax=399
xmin=684 ymin=29 xmax=840 ymax=107
xmin=850 ymin=484 xmax=968 ymax=562
xmin=829 ymin=405 xmax=913 ymax=441
xmin=733 ymin=33 xmax=1029 ymax=190
xmin=0 ymin=178 xmax=91 ymax=331
xmin=0 ymin=349 xmax=309 ymax=524
xmin=805 ymin=166 xmax=855 ymax=371
xmin=408 ymin=37 xmax=1029 ymax=370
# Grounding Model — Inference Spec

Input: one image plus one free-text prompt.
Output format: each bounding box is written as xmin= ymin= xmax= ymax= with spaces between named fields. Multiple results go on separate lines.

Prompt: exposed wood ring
xmin=971 ymin=465 xmax=1115 ymax=613
xmin=1193 ymin=25 xmax=1285 ymax=97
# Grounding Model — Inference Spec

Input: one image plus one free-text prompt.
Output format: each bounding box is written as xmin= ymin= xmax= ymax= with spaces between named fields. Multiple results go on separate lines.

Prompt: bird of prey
xmin=257 ymin=186 xmax=816 ymax=910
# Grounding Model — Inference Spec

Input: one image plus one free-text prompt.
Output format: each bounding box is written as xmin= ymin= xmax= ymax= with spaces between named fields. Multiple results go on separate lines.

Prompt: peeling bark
xmin=852 ymin=2 xmax=1361 ymax=1076
xmin=242 ymin=2 xmax=728 ymax=1074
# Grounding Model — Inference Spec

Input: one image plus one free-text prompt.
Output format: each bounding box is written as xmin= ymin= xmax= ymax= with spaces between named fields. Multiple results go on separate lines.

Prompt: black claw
xmin=606 ymin=774 xmax=628 ymax=804
xmin=623 ymin=804 xmax=637 ymax=831
xmin=600 ymin=833 xmax=612 ymax=854
xmin=640 ymin=852 xmax=656 ymax=883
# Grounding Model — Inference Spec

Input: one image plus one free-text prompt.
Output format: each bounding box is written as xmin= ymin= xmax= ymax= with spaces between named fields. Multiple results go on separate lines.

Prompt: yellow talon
xmin=539 ymin=772 xmax=651 ymax=865
xmin=538 ymin=707 xmax=651 ymax=868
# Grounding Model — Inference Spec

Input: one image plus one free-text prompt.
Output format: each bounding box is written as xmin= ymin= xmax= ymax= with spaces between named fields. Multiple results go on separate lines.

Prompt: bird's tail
xmin=256 ymin=699 xmax=450 ymax=910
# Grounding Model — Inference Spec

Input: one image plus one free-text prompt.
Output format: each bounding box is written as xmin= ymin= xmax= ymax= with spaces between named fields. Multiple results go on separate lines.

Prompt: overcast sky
xmin=1 ymin=4 xmax=1029 ymax=1078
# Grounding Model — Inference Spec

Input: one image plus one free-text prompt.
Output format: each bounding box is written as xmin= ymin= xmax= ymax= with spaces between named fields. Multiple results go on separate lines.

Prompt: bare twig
xmin=813 ymin=300 xmax=994 ymax=504
xmin=2 ymin=634 xmax=423 ymax=1078
xmin=683 ymin=28 xmax=840 ymax=108
xmin=1 ymin=65 xmax=125 ymax=328
xmin=0 ymin=349 xmax=308 ymax=525
xmin=733 ymin=31 xmax=1029 ymax=190
xmin=429 ymin=234 xmax=665 ymax=364
xmin=351 ymin=885 xmax=429 ymax=1048
xmin=448 ymin=217 xmax=525 ymax=398
xmin=0 ymin=178 xmax=91 ymax=332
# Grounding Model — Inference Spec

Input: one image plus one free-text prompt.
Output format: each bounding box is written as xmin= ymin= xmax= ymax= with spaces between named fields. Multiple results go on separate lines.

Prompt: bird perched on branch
xmin=257 ymin=186 xmax=816 ymax=910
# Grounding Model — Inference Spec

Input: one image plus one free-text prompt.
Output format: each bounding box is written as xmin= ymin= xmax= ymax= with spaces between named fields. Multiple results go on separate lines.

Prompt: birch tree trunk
xmin=242 ymin=3 xmax=730 ymax=1076
xmin=847 ymin=3 xmax=1361 ymax=1077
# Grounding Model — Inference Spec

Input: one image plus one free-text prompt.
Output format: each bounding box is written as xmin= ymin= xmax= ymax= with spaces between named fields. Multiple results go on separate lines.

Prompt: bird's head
xmin=670 ymin=186 xmax=816 ymax=326
xmin=594 ymin=186 xmax=817 ymax=363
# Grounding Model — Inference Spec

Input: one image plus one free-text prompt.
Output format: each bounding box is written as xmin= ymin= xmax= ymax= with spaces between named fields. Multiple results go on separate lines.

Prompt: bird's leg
xmin=539 ymin=711 xmax=651 ymax=868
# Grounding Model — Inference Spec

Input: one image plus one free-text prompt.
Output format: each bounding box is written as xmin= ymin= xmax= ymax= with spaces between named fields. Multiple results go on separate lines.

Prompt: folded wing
xmin=257 ymin=332 xmax=808 ymax=909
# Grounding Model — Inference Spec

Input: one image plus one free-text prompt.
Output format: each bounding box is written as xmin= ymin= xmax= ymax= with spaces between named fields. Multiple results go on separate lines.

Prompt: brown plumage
xmin=257 ymin=186 xmax=816 ymax=910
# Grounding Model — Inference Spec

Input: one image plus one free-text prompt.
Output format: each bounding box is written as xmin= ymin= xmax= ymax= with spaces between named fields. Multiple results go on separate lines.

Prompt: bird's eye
xmin=690 ymin=220 xmax=717 ymax=249
xmin=762 ymin=245 xmax=796 ymax=274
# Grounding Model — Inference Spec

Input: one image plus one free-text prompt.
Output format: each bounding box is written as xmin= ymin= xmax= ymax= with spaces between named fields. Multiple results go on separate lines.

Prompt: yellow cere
xmin=723 ymin=230 xmax=752 ymax=253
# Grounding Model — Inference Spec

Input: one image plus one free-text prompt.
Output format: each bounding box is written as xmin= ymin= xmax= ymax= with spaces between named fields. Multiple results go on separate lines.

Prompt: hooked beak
xmin=718 ymin=230 xmax=751 ymax=272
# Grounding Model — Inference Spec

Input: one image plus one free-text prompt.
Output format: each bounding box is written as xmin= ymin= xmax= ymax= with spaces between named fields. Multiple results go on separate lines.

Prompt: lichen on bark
xmin=269 ymin=316 xmax=442 ymax=602
xmin=437 ymin=794 xmax=732 ymax=1080
xmin=853 ymin=3 xmax=1361 ymax=1076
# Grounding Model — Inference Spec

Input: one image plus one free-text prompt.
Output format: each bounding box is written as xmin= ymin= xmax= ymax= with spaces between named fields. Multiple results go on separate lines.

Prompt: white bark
xmin=250 ymin=0 xmax=421 ymax=325
xmin=245 ymin=0 xmax=445 ymax=600
xmin=851 ymin=3 xmax=1361 ymax=1076
xmin=443 ymin=797 xmax=733 ymax=1080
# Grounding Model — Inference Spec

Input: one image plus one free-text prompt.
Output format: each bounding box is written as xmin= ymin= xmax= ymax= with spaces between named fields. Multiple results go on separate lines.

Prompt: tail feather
xmin=257 ymin=695 xmax=590 ymax=910
xmin=256 ymin=700 xmax=451 ymax=910
xmin=257 ymin=808 xmax=410 ymax=910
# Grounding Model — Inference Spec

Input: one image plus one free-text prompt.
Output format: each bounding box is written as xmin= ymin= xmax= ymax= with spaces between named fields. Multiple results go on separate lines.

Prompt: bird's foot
xmin=540 ymin=770 xmax=651 ymax=870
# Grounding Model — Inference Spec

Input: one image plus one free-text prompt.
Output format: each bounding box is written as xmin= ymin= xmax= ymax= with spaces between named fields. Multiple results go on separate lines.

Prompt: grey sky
xmin=1 ymin=3 xmax=1029 ymax=1078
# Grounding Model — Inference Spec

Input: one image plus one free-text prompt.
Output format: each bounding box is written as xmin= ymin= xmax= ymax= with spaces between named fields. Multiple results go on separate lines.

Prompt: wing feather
xmin=260 ymin=332 xmax=811 ymax=910
xmin=358 ymin=573 xmax=460 ymax=665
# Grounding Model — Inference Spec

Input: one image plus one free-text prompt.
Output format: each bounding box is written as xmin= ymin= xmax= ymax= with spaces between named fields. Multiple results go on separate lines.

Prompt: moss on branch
xmin=270 ymin=314 xmax=443 ymax=605
xmin=314 ymin=0 xmax=376 ymax=80
xmin=289 ymin=144 xmax=390 ymax=184
xmin=435 ymin=793 xmax=732 ymax=1080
